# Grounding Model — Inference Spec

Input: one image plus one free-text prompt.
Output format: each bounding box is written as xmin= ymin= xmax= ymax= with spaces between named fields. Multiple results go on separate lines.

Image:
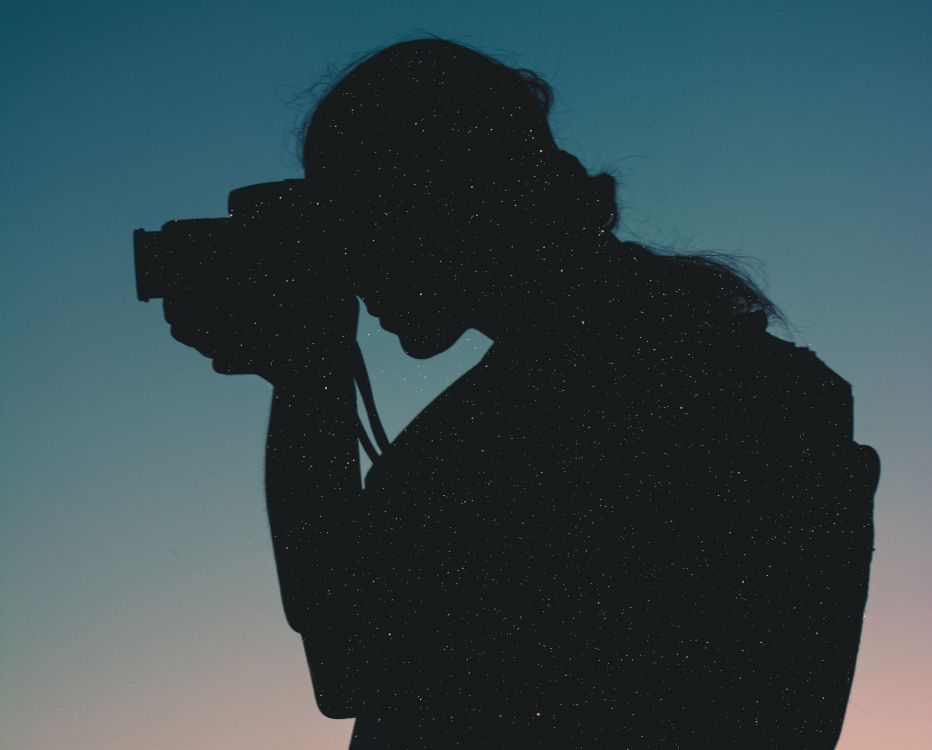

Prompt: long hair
xmin=300 ymin=36 xmax=781 ymax=331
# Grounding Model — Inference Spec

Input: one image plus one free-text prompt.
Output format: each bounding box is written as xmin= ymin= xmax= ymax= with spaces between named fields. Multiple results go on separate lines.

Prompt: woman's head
xmin=301 ymin=38 xmax=618 ymax=357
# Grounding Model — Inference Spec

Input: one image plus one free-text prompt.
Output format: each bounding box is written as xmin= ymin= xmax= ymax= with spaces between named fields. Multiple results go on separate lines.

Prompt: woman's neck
xmin=474 ymin=233 xmax=644 ymax=350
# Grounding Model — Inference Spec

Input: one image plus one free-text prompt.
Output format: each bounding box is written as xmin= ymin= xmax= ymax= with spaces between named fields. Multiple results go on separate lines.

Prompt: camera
xmin=134 ymin=178 xmax=389 ymax=459
xmin=133 ymin=179 xmax=336 ymax=303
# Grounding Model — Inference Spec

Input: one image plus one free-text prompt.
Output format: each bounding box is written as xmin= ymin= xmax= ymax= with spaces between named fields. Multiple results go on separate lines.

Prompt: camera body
xmin=134 ymin=179 xmax=333 ymax=303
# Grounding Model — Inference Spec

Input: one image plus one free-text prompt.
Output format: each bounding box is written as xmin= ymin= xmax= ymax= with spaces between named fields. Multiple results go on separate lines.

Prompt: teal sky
xmin=2 ymin=2 xmax=930 ymax=748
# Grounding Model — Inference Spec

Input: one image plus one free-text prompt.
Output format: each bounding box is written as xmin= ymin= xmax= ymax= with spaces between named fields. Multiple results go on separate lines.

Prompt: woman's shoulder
xmin=363 ymin=346 xmax=500 ymax=488
xmin=362 ymin=336 xmax=622 ymax=493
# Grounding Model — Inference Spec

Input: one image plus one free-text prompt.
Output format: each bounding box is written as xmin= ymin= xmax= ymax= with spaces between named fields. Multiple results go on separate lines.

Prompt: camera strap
xmin=352 ymin=341 xmax=391 ymax=463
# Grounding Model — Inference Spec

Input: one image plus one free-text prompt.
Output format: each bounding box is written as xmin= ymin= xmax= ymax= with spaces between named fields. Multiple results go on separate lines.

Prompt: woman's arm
xmin=265 ymin=359 xmax=360 ymax=631
xmin=156 ymin=220 xmax=368 ymax=713
xmin=265 ymin=347 xmax=367 ymax=717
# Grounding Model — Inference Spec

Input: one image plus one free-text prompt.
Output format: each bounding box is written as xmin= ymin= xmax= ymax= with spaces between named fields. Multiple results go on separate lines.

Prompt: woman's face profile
xmin=304 ymin=41 xmax=546 ymax=357
xmin=340 ymin=164 xmax=489 ymax=359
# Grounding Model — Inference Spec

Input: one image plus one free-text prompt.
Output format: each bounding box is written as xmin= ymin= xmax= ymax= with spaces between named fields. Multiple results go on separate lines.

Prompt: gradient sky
xmin=2 ymin=1 xmax=930 ymax=748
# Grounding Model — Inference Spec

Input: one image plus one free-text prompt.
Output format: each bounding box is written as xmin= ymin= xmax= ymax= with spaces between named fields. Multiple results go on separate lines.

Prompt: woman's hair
xmin=300 ymin=37 xmax=618 ymax=235
xmin=300 ymin=36 xmax=781 ymax=330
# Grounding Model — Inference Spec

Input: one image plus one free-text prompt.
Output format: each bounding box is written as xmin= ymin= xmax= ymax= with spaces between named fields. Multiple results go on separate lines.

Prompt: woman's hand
xmin=161 ymin=230 xmax=359 ymax=386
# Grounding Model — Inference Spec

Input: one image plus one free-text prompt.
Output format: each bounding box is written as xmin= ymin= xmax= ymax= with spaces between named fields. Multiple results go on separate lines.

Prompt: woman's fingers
xmin=161 ymin=284 xmax=358 ymax=379
xmin=164 ymin=294 xmax=226 ymax=359
xmin=162 ymin=294 xmax=185 ymax=327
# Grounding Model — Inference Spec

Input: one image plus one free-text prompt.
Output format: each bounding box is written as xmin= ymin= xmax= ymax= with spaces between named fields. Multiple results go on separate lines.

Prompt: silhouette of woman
xmin=163 ymin=38 xmax=878 ymax=749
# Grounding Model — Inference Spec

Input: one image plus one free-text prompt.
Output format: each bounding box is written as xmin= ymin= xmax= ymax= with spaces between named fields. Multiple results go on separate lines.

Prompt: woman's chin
xmin=398 ymin=327 xmax=464 ymax=359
